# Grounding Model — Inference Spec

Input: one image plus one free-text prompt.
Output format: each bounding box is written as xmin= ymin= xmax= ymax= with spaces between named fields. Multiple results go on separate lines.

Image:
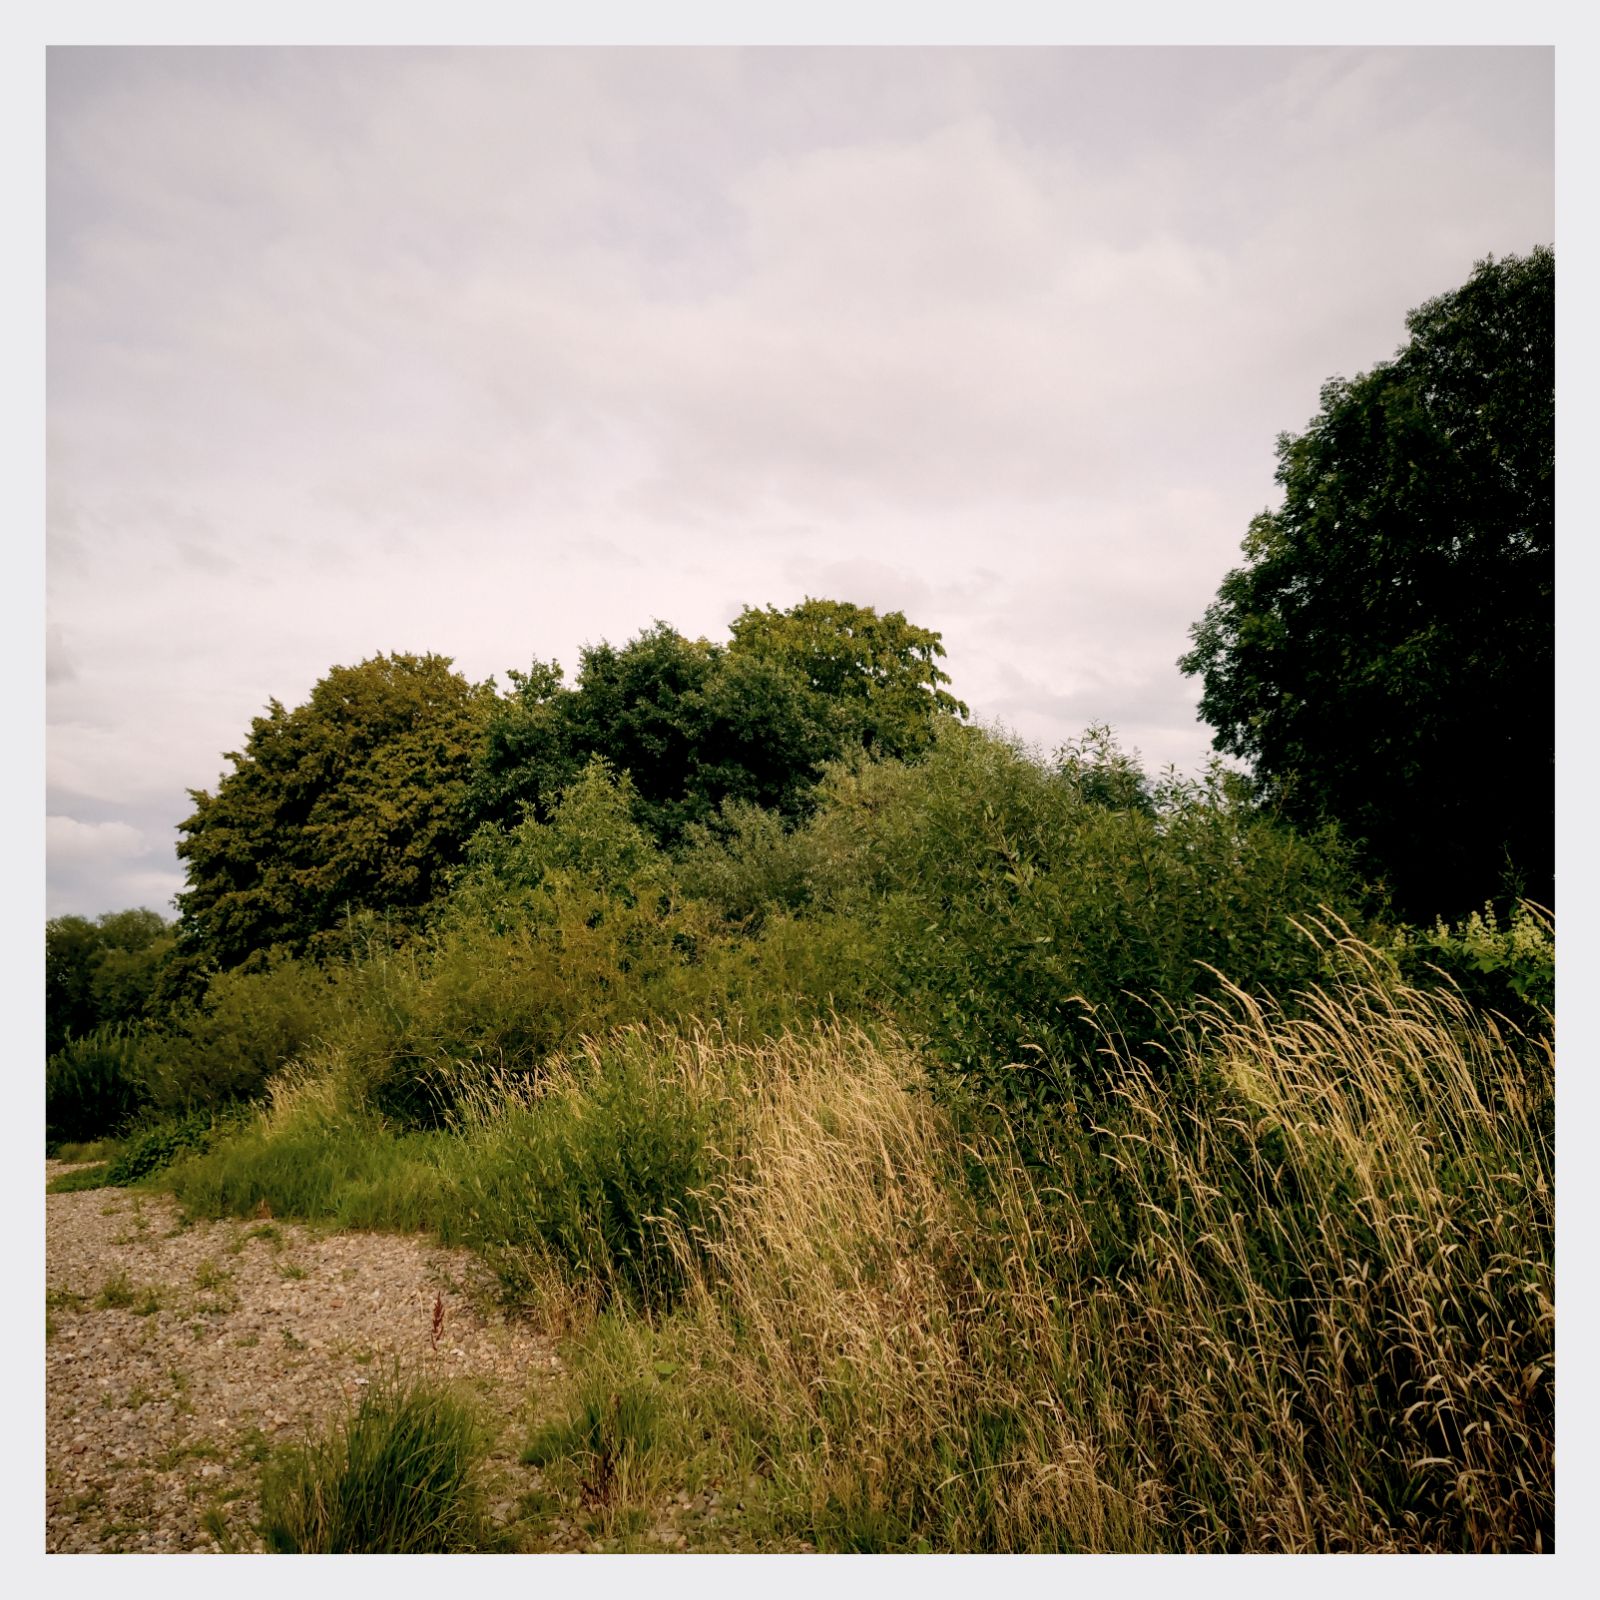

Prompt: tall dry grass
xmin=658 ymin=937 xmax=1552 ymax=1551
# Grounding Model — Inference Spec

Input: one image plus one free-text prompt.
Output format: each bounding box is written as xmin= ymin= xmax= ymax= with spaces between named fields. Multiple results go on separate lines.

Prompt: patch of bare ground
xmin=45 ymin=1161 xmax=565 ymax=1553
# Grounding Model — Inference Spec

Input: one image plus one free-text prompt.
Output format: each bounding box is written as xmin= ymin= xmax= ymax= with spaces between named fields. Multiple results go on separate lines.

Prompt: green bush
xmin=46 ymin=1021 xmax=152 ymax=1147
xmin=137 ymin=957 xmax=335 ymax=1115
xmin=1389 ymin=900 xmax=1554 ymax=1032
xmin=782 ymin=722 xmax=1371 ymax=1108
xmin=451 ymin=1029 xmax=734 ymax=1310
xmin=261 ymin=1376 xmax=487 ymax=1553
xmin=103 ymin=1108 xmax=236 ymax=1186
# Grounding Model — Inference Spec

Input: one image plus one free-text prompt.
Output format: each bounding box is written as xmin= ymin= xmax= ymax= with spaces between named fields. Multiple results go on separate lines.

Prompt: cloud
xmin=44 ymin=47 xmax=1552 ymax=917
xmin=47 ymin=813 xmax=145 ymax=864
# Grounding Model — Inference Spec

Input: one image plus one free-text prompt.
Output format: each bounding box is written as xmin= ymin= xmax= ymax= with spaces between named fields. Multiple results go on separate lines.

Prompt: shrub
xmin=137 ymin=957 xmax=335 ymax=1115
xmin=785 ymin=721 xmax=1370 ymax=1108
xmin=261 ymin=1376 xmax=487 ymax=1553
xmin=45 ymin=1022 xmax=152 ymax=1147
xmin=449 ymin=1027 xmax=735 ymax=1310
xmin=1388 ymin=899 xmax=1554 ymax=1031
xmin=103 ymin=1108 xmax=235 ymax=1186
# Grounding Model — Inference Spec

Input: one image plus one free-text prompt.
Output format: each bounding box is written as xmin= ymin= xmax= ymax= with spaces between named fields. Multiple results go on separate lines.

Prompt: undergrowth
xmin=260 ymin=1375 xmax=487 ymax=1553
xmin=158 ymin=931 xmax=1551 ymax=1552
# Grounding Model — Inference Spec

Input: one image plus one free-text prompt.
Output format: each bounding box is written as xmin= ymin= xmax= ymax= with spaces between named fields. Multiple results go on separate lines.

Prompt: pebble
xmin=45 ymin=1160 xmax=560 ymax=1554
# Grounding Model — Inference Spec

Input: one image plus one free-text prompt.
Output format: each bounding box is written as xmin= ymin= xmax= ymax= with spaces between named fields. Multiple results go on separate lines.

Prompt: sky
xmin=44 ymin=44 xmax=1555 ymax=920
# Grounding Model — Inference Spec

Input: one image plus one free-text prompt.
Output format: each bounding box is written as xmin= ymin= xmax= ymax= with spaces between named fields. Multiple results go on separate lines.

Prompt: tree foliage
xmin=1180 ymin=248 xmax=1553 ymax=919
xmin=473 ymin=599 xmax=967 ymax=843
xmin=46 ymin=907 xmax=175 ymax=1055
xmin=175 ymin=653 xmax=494 ymax=969
xmin=725 ymin=597 xmax=968 ymax=761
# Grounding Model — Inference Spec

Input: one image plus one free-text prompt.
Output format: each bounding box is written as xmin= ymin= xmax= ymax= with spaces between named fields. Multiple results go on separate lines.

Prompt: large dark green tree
xmin=176 ymin=653 xmax=495 ymax=969
xmin=1180 ymin=248 xmax=1553 ymax=920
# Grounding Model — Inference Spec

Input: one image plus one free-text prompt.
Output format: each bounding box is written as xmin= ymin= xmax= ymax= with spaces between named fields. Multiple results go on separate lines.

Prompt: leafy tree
xmin=474 ymin=600 xmax=966 ymax=844
xmin=46 ymin=907 xmax=175 ymax=1054
xmin=175 ymin=653 xmax=495 ymax=969
xmin=726 ymin=597 xmax=968 ymax=762
xmin=1180 ymin=248 xmax=1553 ymax=920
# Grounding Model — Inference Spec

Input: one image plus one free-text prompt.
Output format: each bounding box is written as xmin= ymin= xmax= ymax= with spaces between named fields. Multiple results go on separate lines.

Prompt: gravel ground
xmin=45 ymin=1161 xmax=564 ymax=1553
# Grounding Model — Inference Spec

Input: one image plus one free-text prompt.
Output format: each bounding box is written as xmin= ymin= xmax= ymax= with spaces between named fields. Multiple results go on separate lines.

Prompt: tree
xmin=46 ymin=907 xmax=175 ymax=1054
xmin=1179 ymin=248 xmax=1553 ymax=920
xmin=473 ymin=600 xmax=969 ymax=845
xmin=726 ymin=597 xmax=968 ymax=762
xmin=175 ymin=653 xmax=495 ymax=969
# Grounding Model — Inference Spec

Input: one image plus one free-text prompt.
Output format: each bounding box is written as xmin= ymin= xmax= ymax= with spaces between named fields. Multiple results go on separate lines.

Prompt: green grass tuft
xmin=260 ymin=1376 xmax=487 ymax=1553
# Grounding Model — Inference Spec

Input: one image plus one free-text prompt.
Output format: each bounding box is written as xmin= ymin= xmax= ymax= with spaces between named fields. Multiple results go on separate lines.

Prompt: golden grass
xmin=648 ymin=940 xmax=1552 ymax=1551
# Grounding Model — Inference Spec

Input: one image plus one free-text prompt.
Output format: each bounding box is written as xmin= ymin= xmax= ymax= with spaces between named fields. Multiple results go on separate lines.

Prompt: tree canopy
xmin=175 ymin=653 xmax=495 ymax=969
xmin=474 ymin=598 xmax=968 ymax=843
xmin=46 ymin=907 xmax=175 ymax=1055
xmin=1179 ymin=247 xmax=1553 ymax=920
xmin=170 ymin=604 xmax=966 ymax=971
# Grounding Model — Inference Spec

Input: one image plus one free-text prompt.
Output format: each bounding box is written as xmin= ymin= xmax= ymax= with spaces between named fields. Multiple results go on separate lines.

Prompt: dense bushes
xmin=46 ymin=1022 xmax=151 ymax=1147
xmin=48 ymin=719 xmax=1381 ymax=1145
xmin=680 ymin=722 xmax=1369 ymax=1109
xmin=46 ymin=907 xmax=176 ymax=1056
xmin=47 ymin=956 xmax=337 ymax=1147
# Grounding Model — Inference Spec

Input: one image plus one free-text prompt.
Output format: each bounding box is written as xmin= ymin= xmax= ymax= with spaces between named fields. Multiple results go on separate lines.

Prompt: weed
xmin=260 ymin=1375 xmax=487 ymax=1553
xmin=193 ymin=1259 xmax=231 ymax=1293
xmin=95 ymin=1271 xmax=137 ymax=1310
xmin=200 ymin=1504 xmax=234 ymax=1549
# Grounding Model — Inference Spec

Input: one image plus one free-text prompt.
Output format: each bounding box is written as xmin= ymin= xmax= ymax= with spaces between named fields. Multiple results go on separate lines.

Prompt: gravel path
xmin=45 ymin=1162 xmax=564 ymax=1553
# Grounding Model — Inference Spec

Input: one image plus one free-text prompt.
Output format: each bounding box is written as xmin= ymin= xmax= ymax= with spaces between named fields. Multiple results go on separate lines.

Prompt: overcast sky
xmin=44 ymin=45 xmax=1554 ymax=920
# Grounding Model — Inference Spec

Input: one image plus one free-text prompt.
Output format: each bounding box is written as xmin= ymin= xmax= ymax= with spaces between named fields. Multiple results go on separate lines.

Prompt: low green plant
xmin=103 ymin=1107 xmax=233 ymax=1186
xmin=94 ymin=1271 xmax=138 ymax=1310
xmin=46 ymin=1163 xmax=113 ymax=1194
xmin=523 ymin=1378 xmax=660 ymax=1506
xmin=53 ymin=1136 xmax=124 ymax=1163
xmin=164 ymin=1069 xmax=450 ymax=1232
xmin=260 ymin=1375 xmax=487 ymax=1553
